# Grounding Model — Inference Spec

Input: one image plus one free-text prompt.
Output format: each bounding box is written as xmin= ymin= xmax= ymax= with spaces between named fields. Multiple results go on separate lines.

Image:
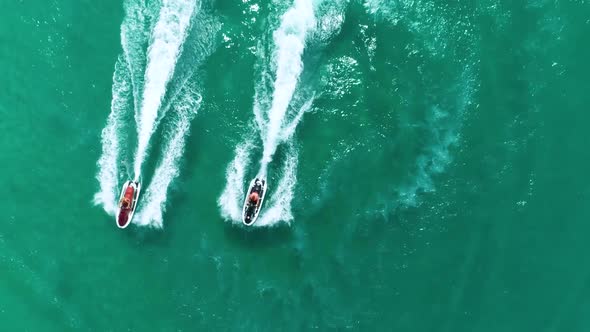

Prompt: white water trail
xmin=94 ymin=57 xmax=132 ymax=215
xmin=259 ymin=0 xmax=316 ymax=175
xmin=218 ymin=139 xmax=256 ymax=223
xmin=255 ymin=142 xmax=299 ymax=226
xmin=217 ymin=0 xmax=319 ymax=226
xmin=135 ymin=88 xmax=201 ymax=228
xmin=280 ymin=96 xmax=314 ymax=141
xmin=133 ymin=0 xmax=197 ymax=180
xmin=248 ymin=98 xmax=311 ymax=226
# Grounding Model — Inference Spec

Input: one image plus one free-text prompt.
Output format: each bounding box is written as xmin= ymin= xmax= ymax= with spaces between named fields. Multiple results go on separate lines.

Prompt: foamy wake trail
xmin=255 ymin=142 xmax=299 ymax=227
xmin=133 ymin=0 xmax=197 ymax=179
xmin=263 ymin=96 xmax=313 ymax=215
xmin=135 ymin=88 xmax=201 ymax=227
xmin=260 ymin=0 xmax=316 ymax=173
xmin=280 ymin=96 xmax=314 ymax=141
xmin=218 ymin=140 xmax=299 ymax=226
xmin=217 ymin=91 xmax=312 ymax=227
xmin=218 ymin=139 xmax=255 ymax=222
xmin=94 ymin=58 xmax=132 ymax=215
xmin=218 ymin=0 xmax=319 ymax=226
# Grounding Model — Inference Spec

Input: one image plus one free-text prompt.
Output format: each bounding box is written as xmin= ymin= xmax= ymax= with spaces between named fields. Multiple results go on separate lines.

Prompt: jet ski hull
xmin=116 ymin=181 xmax=141 ymax=229
xmin=242 ymin=178 xmax=267 ymax=226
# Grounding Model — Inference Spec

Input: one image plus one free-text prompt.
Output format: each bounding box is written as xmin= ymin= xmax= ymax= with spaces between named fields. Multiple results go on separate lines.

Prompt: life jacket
xmin=124 ymin=186 xmax=135 ymax=201
xmin=249 ymin=192 xmax=259 ymax=204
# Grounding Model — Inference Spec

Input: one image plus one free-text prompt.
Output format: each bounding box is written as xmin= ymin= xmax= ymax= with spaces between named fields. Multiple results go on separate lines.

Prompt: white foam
xmin=260 ymin=0 xmax=316 ymax=171
xmin=94 ymin=58 xmax=131 ymax=215
xmin=219 ymin=0 xmax=325 ymax=226
xmin=133 ymin=0 xmax=197 ymax=179
xmin=314 ymin=0 xmax=347 ymax=44
xmin=280 ymin=96 xmax=314 ymax=141
xmin=255 ymin=142 xmax=299 ymax=227
xmin=135 ymin=88 xmax=201 ymax=227
xmin=218 ymin=139 xmax=255 ymax=223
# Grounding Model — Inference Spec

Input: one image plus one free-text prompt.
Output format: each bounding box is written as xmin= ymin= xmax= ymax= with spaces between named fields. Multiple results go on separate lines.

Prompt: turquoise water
xmin=1 ymin=0 xmax=590 ymax=330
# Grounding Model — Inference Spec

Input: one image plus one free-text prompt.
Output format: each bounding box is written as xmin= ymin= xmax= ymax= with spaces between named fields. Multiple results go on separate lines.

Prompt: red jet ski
xmin=116 ymin=181 xmax=141 ymax=228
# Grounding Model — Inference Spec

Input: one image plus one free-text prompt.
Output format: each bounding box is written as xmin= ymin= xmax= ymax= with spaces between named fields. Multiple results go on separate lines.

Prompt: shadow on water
xmin=222 ymin=221 xmax=293 ymax=250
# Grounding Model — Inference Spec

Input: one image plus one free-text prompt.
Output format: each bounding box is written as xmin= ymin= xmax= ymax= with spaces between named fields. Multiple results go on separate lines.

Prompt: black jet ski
xmin=242 ymin=178 xmax=267 ymax=226
xmin=116 ymin=180 xmax=141 ymax=229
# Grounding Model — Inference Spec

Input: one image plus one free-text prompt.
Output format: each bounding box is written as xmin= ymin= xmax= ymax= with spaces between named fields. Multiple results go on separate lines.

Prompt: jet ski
xmin=242 ymin=178 xmax=267 ymax=226
xmin=116 ymin=180 xmax=141 ymax=228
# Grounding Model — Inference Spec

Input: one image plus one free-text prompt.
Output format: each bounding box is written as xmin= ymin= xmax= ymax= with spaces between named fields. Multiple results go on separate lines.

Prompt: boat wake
xmin=93 ymin=57 xmax=132 ymax=216
xmin=219 ymin=136 xmax=302 ymax=227
xmin=133 ymin=0 xmax=197 ymax=179
xmin=219 ymin=0 xmax=337 ymax=227
xmin=218 ymin=138 xmax=256 ymax=222
xmin=94 ymin=0 xmax=214 ymax=228
xmin=255 ymin=142 xmax=299 ymax=226
xmin=258 ymin=0 xmax=316 ymax=175
xmin=135 ymin=85 xmax=201 ymax=227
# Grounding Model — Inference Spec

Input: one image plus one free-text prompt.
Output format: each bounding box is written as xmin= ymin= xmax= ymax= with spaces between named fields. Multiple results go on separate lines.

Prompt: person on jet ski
xmin=120 ymin=198 xmax=130 ymax=209
xmin=249 ymin=192 xmax=259 ymax=206
xmin=120 ymin=185 xmax=135 ymax=210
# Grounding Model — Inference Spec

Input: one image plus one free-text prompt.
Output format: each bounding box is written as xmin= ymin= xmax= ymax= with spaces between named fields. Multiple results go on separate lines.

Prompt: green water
xmin=1 ymin=0 xmax=590 ymax=330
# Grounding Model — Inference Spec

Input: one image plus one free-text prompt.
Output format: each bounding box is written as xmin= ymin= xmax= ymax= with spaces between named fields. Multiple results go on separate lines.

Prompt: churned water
xmin=1 ymin=0 xmax=589 ymax=330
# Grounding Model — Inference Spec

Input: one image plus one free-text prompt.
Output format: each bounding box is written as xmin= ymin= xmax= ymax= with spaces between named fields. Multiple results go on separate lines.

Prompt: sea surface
xmin=1 ymin=0 xmax=589 ymax=330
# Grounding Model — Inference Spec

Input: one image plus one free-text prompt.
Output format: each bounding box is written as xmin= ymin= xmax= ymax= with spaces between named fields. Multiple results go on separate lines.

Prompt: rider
xmin=120 ymin=185 xmax=135 ymax=209
xmin=249 ymin=192 xmax=259 ymax=206
xmin=120 ymin=198 xmax=130 ymax=209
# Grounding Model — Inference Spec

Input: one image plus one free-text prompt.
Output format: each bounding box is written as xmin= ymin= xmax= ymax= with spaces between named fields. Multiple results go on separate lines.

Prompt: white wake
xmin=259 ymin=0 xmax=316 ymax=175
xmin=133 ymin=0 xmax=197 ymax=179
xmin=219 ymin=0 xmax=319 ymax=226
xmin=218 ymin=139 xmax=256 ymax=222
xmin=93 ymin=57 xmax=132 ymax=215
xmin=255 ymin=142 xmax=299 ymax=227
xmin=95 ymin=0 xmax=212 ymax=228
xmin=135 ymin=87 xmax=201 ymax=227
